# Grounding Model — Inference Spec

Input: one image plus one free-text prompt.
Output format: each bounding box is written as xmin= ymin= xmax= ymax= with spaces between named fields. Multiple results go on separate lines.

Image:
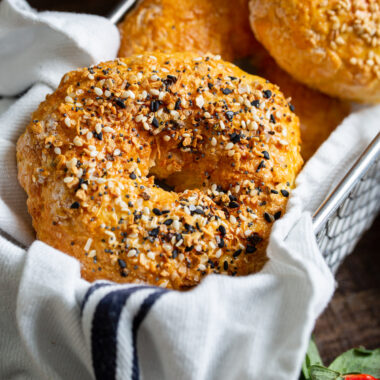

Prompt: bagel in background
xmin=117 ymin=0 xmax=350 ymax=160
xmin=249 ymin=0 xmax=380 ymax=103
xmin=17 ymin=52 xmax=302 ymax=289
xmin=118 ymin=0 xmax=259 ymax=61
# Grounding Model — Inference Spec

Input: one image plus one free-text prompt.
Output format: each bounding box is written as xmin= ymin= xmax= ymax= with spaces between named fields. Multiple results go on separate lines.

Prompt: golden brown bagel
xmin=249 ymin=0 xmax=380 ymax=103
xmin=117 ymin=0 xmax=350 ymax=159
xmin=17 ymin=52 xmax=302 ymax=289
xmin=118 ymin=0 xmax=258 ymax=61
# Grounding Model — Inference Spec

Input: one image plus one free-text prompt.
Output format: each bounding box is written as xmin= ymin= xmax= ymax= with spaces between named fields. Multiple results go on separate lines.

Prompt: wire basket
xmin=313 ymin=133 xmax=380 ymax=272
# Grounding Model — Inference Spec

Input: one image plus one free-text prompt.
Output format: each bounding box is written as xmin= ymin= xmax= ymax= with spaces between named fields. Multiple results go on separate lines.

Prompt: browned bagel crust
xmin=118 ymin=0 xmax=258 ymax=61
xmin=250 ymin=50 xmax=351 ymax=160
xmin=17 ymin=52 xmax=302 ymax=289
xmin=249 ymin=0 xmax=380 ymax=103
xmin=117 ymin=0 xmax=350 ymax=160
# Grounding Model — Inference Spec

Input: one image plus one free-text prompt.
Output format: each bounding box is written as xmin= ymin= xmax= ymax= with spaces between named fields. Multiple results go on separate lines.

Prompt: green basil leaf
xmin=302 ymin=338 xmax=324 ymax=379
xmin=328 ymin=348 xmax=380 ymax=377
xmin=309 ymin=365 xmax=342 ymax=380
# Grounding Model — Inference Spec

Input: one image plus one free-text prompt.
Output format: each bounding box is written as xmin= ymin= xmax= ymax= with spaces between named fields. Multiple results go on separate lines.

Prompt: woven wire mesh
xmin=316 ymin=157 xmax=380 ymax=272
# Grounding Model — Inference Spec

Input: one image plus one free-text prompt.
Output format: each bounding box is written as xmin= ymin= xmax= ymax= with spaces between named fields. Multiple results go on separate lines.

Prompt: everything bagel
xmin=17 ymin=52 xmax=303 ymax=289
xmin=249 ymin=0 xmax=380 ymax=103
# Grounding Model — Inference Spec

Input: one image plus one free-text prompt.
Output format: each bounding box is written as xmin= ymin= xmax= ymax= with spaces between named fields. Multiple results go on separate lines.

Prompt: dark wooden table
xmin=27 ymin=0 xmax=380 ymax=365
xmin=314 ymin=215 xmax=380 ymax=364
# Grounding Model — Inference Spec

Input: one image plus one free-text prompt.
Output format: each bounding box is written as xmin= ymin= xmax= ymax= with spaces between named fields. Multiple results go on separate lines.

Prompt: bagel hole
xmin=151 ymin=176 xmax=175 ymax=192
xmin=148 ymin=167 xmax=204 ymax=193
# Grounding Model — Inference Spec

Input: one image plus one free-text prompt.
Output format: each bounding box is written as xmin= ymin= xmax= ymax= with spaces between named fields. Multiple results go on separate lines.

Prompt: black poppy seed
xmin=150 ymin=100 xmax=160 ymax=112
xmin=233 ymin=249 xmax=242 ymax=258
xmin=118 ymin=259 xmax=127 ymax=269
xmin=152 ymin=117 xmax=159 ymax=128
xmin=289 ymin=104 xmax=295 ymax=112
xmin=246 ymin=245 xmax=257 ymax=254
xmin=262 ymin=151 xmax=270 ymax=160
xmin=274 ymin=211 xmax=282 ymax=220
xmin=263 ymin=90 xmax=272 ymax=99
xmin=271 ymin=189 xmax=279 ymax=194
xmin=228 ymin=201 xmax=239 ymax=208
xmin=174 ymin=99 xmax=181 ymax=110
xmin=114 ymin=98 xmax=126 ymax=109
xmin=129 ymin=173 xmax=136 ymax=180
xmin=280 ymin=189 xmax=289 ymax=197
xmin=70 ymin=201 xmax=80 ymax=209
xmin=222 ymin=88 xmax=233 ymax=95
xmin=93 ymin=131 xmax=103 ymax=140
xmin=149 ymin=227 xmax=160 ymax=237
xmin=218 ymin=225 xmax=226 ymax=236
xmin=225 ymin=111 xmax=234 ymax=121
xmin=153 ymin=208 xmax=162 ymax=216
xmin=251 ymin=100 xmax=260 ymax=108
xmin=270 ymin=114 xmax=276 ymax=124
xmin=264 ymin=212 xmax=272 ymax=223
xmin=256 ymin=160 xmax=265 ymax=172
xmin=223 ymin=261 xmax=229 ymax=271
xmin=230 ymin=132 xmax=241 ymax=144
xmin=164 ymin=219 xmax=173 ymax=226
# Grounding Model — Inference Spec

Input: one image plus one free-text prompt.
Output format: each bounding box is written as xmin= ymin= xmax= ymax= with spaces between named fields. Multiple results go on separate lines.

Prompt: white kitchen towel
xmin=0 ymin=1 xmax=378 ymax=379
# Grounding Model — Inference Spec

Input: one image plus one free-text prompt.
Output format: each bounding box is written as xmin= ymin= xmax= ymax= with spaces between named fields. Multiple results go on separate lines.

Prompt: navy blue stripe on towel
xmin=131 ymin=289 xmax=168 ymax=380
xmin=92 ymin=285 xmax=163 ymax=380
xmin=81 ymin=282 xmax=113 ymax=316
xmin=92 ymin=286 xmax=148 ymax=380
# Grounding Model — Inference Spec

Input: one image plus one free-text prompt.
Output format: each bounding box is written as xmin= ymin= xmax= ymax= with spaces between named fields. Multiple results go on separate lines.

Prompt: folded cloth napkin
xmin=0 ymin=1 xmax=378 ymax=379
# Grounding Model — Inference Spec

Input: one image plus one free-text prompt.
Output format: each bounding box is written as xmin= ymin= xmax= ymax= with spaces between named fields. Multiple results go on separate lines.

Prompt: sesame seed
xmin=54 ymin=147 xmax=61 ymax=155
xmin=73 ymin=136 xmax=83 ymax=146
xmin=88 ymin=74 xmax=94 ymax=80
xmin=128 ymin=249 xmax=137 ymax=257
xmin=225 ymin=142 xmax=234 ymax=150
xmin=94 ymin=87 xmax=103 ymax=96
xmin=215 ymin=249 xmax=222 ymax=258
xmin=163 ymin=135 xmax=171 ymax=142
xmin=65 ymin=96 xmax=74 ymax=103
xmin=86 ymin=132 xmax=93 ymax=140
xmin=95 ymin=123 xmax=102 ymax=134
xmin=104 ymin=90 xmax=111 ymax=98
xmin=64 ymin=117 xmax=71 ymax=128
xmin=114 ymin=149 xmax=121 ymax=156
xmin=84 ymin=238 xmax=93 ymax=252
xmin=220 ymin=121 xmax=225 ymax=130
xmin=195 ymin=95 xmax=204 ymax=108
xmin=63 ymin=176 xmax=74 ymax=183
xmin=150 ymin=89 xmax=160 ymax=96
xmin=211 ymin=137 xmax=217 ymax=146
xmin=103 ymin=127 xmax=114 ymax=133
